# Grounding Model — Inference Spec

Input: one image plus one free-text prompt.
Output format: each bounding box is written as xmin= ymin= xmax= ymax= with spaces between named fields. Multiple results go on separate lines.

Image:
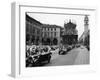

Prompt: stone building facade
xmin=26 ymin=14 xmax=42 ymax=45
xmin=26 ymin=14 xmax=63 ymax=45
xmin=62 ymin=20 xmax=78 ymax=45
xmin=41 ymin=24 xmax=62 ymax=45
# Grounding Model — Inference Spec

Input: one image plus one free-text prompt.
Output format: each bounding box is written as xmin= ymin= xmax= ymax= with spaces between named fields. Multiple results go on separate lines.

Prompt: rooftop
xmin=42 ymin=24 xmax=63 ymax=28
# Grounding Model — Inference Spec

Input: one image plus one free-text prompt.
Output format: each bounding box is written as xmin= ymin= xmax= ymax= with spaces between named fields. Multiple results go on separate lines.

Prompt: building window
xmin=44 ymin=32 xmax=47 ymax=37
xmin=37 ymin=30 xmax=40 ymax=35
xmin=51 ymin=28 xmax=53 ymax=31
xmin=42 ymin=28 xmax=43 ymax=31
xmin=51 ymin=32 xmax=53 ymax=37
xmin=30 ymin=25 xmax=32 ymax=33
xmin=30 ymin=21 xmax=32 ymax=24
xmin=48 ymin=28 xmax=49 ymax=31
xmin=42 ymin=32 xmax=43 ymax=37
xmin=32 ymin=27 xmax=35 ymax=34
xmin=47 ymin=32 xmax=49 ymax=37
xmin=26 ymin=23 xmax=29 ymax=32
xmin=54 ymin=32 xmax=56 ymax=37
xmin=55 ymin=28 xmax=56 ymax=31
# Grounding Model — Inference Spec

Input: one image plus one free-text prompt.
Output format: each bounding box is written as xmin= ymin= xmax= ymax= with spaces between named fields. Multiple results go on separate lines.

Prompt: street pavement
xmin=45 ymin=46 xmax=89 ymax=66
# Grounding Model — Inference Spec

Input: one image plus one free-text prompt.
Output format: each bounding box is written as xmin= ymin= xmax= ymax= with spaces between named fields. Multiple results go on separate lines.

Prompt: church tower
xmin=79 ymin=15 xmax=89 ymax=45
xmin=84 ymin=15 xmax=89 ymax=32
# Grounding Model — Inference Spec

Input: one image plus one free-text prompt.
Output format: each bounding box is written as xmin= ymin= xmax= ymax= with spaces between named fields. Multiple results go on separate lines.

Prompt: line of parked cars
xmin=58 ymin=45 xmax=74 ymax=55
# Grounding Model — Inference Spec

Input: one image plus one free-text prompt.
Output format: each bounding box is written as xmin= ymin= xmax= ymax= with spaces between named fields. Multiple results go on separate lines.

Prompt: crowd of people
xmin=26 ymin=45 xmax=58 ymax=67
xmin=26 ymin=45 xmax=52 ymax=57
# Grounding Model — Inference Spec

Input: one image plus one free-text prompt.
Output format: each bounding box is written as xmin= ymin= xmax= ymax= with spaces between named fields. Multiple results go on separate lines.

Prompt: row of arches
xmin=26 ymin=34 xmax=58 ymax=45
xmin=42 ymin=38 xmax=58 ymax=45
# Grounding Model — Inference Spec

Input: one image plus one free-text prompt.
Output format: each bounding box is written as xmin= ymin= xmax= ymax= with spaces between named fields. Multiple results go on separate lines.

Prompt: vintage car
xmin=26 ymin=50 xmax=52 ymax=67
xmin=35 ymin=52 xmax=52 ymax=65
xmin=75 ymin=44 xmax=81 ymax=48
xmin=67 ymin=46 xmax=72 ymax=52
xmin=58 ymin=47 xmax=67 ymax=55
xmin=26 ymin=56 xmax=36 ymax=67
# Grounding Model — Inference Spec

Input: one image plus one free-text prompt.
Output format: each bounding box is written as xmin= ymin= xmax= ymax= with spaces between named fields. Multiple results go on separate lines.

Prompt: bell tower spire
xmin=84 ymin=15 xmax=89 ymax=32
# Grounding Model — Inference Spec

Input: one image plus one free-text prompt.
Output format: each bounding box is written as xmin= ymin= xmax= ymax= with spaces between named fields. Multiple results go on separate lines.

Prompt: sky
xmin=27 ymin=13 xmax=89 ymax=38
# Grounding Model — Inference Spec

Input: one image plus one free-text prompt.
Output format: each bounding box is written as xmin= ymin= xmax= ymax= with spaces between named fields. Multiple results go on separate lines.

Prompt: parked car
xmin=50 ymin=46 xmax=55 ymax=50
xmin=67 ymin=46 xmax=72 ymax=52
xmin=59 ymin=47 xmax=67 ymax=55
xmin=71 ymin=45 xmax=75 ymax=49
xmin=75 ymin=44 xmax=81 ymax=48
xmin=86 ymin=45 xmax=90 ymax=51
xmin=36 ymin=52 xmax=52 ymax=65
xmin=26 ymin=56 xmax=36 ymax=67
xmin=26 ymin=52 xmax=52 ymax=67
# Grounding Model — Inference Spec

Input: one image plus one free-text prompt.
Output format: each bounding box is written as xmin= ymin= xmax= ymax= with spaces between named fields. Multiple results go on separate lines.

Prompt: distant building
xmin=41 ymin=24 xmax=62 ymax=45
xmin=62 ymin=20 xmax=78 ymax=45
xmin=26 ymin=14 xmax=42 ymax=45
xmin=79 ymin=15 xmax=89 ymax=47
